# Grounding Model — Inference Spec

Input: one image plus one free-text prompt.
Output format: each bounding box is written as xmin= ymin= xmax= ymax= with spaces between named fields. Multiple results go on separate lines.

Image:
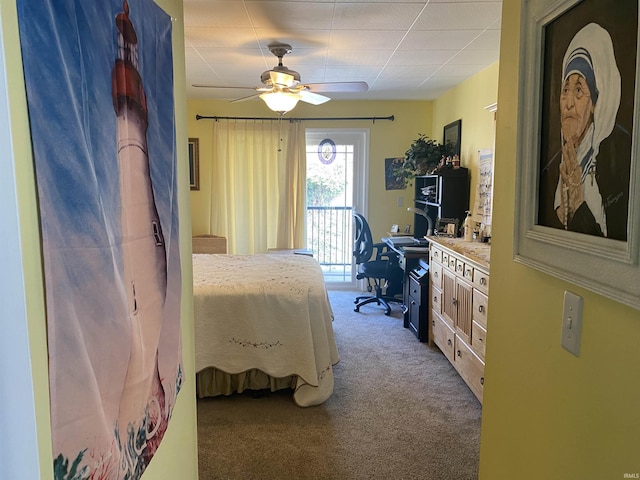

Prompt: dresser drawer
xmin=432 ymin=311 xmax=455 ymax=363
xmin=441 ymin=251 xmax=449 ymax=269
xmin=430 ymin=245 xmax=442 ymax=264
xmin=463 ymin=263 xmax=474 ymax=282
xmin=448 ymin=255 xmax=457 ymax=270
xmin=472 ymin=268 xmax=490 ymax=294
xmin=455 ymin=258 xmax=465 ymax=276
xmin=454 ymin=336 xmax=485 ymax=403
xmin=471 ymin=320 xmax=487 ymax=360
xmin=430 ymin=261 xmax=443 ymax=289
xmin=431 ymin=284 xmax=442 ymax=315
xmin=472 ymin=289 xmax=488 ymax=328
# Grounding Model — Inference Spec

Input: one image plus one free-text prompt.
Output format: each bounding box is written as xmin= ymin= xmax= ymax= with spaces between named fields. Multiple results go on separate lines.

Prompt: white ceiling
xmin=184 ymin=0 xmax=503 ymax=102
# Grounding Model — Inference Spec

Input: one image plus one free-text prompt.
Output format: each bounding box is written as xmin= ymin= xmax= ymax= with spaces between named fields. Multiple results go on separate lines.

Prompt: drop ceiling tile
xmin=324 ymin=65 xmax=383 ymax=79
xmin=433 ymin=64 xmax=489 ymax=77
xmin=414 ymin=2 xmax=503 ymax=30
xmin=332 ymin=3 xmax=424 ymax=30
xmin=325 ymin=50 xmax=392 ymax=66
xmin=245 ymin=1 xmax=335 ymax=30
xmin=465 ymin=30 xmax=501 ymax=50
xmin=185 ymin=27 xmax=259 ymax=48
xmin=379 ymin=64 xmax=440 ymax=77
xmin=448 ymin=49 xmax=499 ymax=65
xmin=387 ymin=50 xmax=460 ymax=66
xmin=253 ymin=29 xmax=332 ymax=51
xmin=329 ymin=30 xmax=406 ymax=50
xmin=399 ymin=30 xmax=485 ymax=50
xmin=183 ymin=0 xmax=252 ymax=28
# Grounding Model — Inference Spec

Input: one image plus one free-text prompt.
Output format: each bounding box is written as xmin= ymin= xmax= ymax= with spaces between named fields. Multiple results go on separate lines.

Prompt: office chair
xmin=352 ymin=213 xmax=404 ymax=315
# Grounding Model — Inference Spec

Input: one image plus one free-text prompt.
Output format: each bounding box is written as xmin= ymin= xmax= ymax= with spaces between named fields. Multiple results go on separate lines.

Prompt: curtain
xmin=210 ymin=119 xmax=306 ymax=254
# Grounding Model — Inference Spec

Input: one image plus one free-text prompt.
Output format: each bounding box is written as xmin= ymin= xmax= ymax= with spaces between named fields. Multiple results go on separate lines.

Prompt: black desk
xmin=382 ymin=238 xmax=430 ymax=341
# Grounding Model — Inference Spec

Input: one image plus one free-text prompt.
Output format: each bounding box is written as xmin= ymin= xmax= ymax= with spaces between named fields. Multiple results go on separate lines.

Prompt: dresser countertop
xmin=426 ymin=236 xmax=491 ymax=270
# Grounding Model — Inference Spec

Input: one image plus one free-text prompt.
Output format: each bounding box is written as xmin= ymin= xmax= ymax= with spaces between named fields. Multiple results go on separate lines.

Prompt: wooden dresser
xmin=428 ymin=237 xmax=490 ymax=404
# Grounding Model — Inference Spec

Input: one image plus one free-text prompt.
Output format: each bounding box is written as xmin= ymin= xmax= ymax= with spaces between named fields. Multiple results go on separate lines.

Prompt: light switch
xmin=397 ymin=196 xmax=404 ymax=207
xmin=561 ymin=290 xmax=583 ymax=356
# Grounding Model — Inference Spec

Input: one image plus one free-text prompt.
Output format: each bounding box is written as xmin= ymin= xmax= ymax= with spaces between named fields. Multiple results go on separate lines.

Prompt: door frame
xmin=305 ymin=128 xmax=369 ymax=288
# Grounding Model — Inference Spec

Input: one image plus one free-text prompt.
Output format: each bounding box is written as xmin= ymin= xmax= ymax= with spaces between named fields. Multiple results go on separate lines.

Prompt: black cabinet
xmin=407 ymin=259 xmax=430 ymax=342
xmin=413 ymin=168 xmax=470 ymax=238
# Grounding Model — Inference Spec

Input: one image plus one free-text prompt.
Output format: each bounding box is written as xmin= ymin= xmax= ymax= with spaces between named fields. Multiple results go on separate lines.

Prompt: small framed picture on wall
xmin=188 ymin=137 xmax=200 ymax=191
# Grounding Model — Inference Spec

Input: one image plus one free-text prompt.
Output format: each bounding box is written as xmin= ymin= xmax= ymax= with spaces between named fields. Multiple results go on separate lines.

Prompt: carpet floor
xmin=197 ymin=289 xmax=482 ymax=480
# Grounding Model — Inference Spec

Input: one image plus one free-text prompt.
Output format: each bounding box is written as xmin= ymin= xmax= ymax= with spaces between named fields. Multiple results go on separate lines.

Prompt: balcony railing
xmin=306 ymin=206 xmax=353 ymax=282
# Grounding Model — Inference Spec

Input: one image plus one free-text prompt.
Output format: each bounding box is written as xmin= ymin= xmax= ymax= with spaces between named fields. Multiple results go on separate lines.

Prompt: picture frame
xmin=188 ymin=137 xmax=200 ymax=191
xmin=514 ymin=0 xmax=640 ymax=310
xmin=435 ymin=218 xmax=459 ymax=238
xmin=443 ymin=119 xmax=462 ymax=158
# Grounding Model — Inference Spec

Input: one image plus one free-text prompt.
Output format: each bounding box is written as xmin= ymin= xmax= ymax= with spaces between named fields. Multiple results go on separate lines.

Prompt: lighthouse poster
xmin=17 ymin=0 xmax=182 ymax=478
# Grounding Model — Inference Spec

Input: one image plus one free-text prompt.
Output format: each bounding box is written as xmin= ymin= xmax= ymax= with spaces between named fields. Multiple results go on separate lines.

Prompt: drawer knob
xmin=432 ymin=320 xmax=435 ymax=326
xmin=480 ymin=277 xmax=487 ymax=285
xmin=480 ymin=377 xmax=484 ymax=385
xmin=478 ymin=305 xmax=484 ymax=313
xmin=452 ymin=298 xmax=458 ymax=306
xmin=447 ymin=339 xmax=452 ymax=346
xmin=456 ymin=350 xmax=461 ymax=357
xmin=433 ymin=296 xmax=437 ymax=302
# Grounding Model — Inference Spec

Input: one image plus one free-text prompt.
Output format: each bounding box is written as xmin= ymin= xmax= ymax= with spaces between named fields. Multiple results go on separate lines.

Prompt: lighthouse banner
xmin=17 ymin=1 xmax=182 ymax=478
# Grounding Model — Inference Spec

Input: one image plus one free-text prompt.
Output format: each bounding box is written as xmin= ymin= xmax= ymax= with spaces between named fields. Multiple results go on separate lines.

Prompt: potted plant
xmin=393 ymin=134 xmax=446 ymax=185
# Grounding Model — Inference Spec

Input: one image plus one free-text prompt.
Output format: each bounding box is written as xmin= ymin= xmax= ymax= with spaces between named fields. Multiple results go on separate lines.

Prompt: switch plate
xmin=397 ymin=196 xmax=404 ymax=207
xmin=561 ymin=291 xmax=583 ymax=356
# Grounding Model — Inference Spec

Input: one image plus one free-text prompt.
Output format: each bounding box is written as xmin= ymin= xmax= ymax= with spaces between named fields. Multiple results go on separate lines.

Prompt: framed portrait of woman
xmin=514 ymin=0 xmax=640 ymax=310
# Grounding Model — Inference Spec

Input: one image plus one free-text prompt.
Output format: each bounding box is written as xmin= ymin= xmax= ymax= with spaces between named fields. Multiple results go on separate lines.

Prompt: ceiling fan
xmin=192 ymin=43 xmax=369 ymax=114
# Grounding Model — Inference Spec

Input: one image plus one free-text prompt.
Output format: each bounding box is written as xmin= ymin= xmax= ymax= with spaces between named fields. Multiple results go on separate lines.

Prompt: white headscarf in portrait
xmin=555 ymin=22 xmax=621 ymax=236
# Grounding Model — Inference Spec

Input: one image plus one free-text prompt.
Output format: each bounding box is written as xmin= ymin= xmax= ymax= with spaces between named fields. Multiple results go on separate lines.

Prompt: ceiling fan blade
xmin=270 ymin=70 xmax=296 ymax=88
xmin=192 ymin=84 xmax=257 ymax=90
xmin=304 ymin=81 xmax=369 ymax=93
xmin=229 ymin=93 xmax=262 ymax=103
xmin=298 ymin=90 xmax=330 ymax=105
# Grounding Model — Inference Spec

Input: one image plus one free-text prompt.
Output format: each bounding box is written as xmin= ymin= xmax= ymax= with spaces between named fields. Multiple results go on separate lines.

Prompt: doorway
xmin=305 ymin=129 xmax=369 ymax=287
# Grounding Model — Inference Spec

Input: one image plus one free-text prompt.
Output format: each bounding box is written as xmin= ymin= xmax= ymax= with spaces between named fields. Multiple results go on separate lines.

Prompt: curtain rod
xmin=195 ymin=114 xmax=394 ymax=123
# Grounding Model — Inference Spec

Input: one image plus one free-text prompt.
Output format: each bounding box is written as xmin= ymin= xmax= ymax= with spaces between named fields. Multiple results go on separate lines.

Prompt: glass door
xmin=305 ymin=129 xmax=368 ymax=287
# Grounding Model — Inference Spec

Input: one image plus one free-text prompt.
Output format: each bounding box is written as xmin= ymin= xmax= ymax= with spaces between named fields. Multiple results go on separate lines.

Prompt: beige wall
xmin=3 ymin=0 xmax=199 ymax=477
xmin=187 ymin=98 xmax=432 ymax=242
xmin=188 ymin=64 xmax=499 ymax=243
xmin=433 ymin=62 xmax=499 ymax=216
xmin=479 ymin=1 xmax=640 ymax=479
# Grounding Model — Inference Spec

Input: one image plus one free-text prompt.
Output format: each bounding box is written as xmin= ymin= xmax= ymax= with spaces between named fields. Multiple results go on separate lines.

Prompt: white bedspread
xmin=192 ymin=253 xmax=339 ymax=406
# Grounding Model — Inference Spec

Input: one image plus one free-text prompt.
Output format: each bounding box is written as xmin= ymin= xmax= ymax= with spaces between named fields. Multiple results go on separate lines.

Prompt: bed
xmin=192 ymin=252 xmax=339 ymax=407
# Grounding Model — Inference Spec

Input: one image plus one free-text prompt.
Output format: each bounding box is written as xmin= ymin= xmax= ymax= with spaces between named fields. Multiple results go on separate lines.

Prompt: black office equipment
xmin=412 ymin=168 xmax=470 ymax=238
xmin=352 ymin=213 xmax=403 ymax=315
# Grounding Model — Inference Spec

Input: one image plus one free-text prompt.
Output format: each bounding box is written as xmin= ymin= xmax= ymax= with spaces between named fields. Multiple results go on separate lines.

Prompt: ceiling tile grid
xmin=184 ymin=0 xmax=502 ymax=101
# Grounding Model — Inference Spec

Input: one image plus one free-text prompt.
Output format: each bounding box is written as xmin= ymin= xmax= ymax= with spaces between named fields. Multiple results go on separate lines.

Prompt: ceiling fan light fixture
xmin=259 ymin=90 xmax=300 ymax=114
